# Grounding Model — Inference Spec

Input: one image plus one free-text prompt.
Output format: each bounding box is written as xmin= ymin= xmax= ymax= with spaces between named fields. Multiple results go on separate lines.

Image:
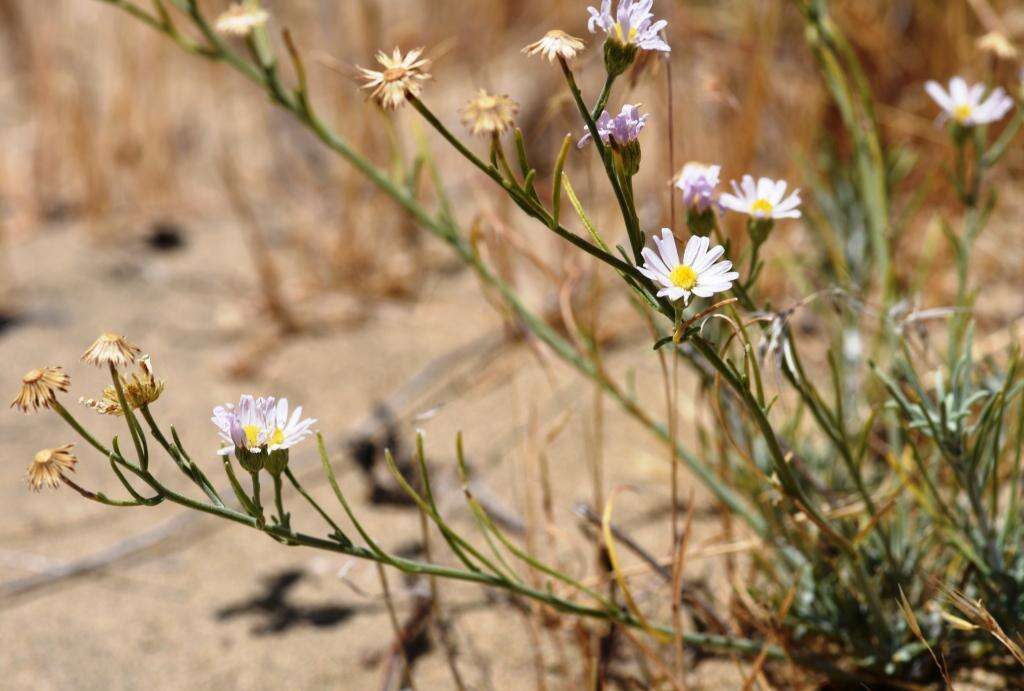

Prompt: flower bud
xmin=615 ymin=140 xmax=642 ymax=177
xmin=686 ymin=207 xmax=717 ymax=237
xmin=235 ymin=446 xmax=264 ymax=473
xmin=264 ymin=448 xmax=290 ymax=476
xmin=603 ymin=38 xmax=638 ymax=78
xmin=748 ymin=218 xmax=775 ymax=247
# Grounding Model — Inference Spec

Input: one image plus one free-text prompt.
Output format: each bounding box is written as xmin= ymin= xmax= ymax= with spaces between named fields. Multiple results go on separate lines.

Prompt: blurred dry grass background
xmin=2 ymin=0 xmax=1024 ymax=688
xmin=2 ymin=0 xmax=1021 ymax=324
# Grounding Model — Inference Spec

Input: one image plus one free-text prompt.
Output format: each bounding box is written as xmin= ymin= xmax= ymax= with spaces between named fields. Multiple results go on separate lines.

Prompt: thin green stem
xmin=557 ymin=57 xmax=643 ymax=263
xmin=272 ymin=473 xmax=289 ymax=528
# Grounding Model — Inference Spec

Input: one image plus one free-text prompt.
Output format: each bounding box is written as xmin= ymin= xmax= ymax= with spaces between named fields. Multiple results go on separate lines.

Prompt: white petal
xmin=693 ymin=244 xmax=724 ymax=273
xmin=740 ymin=175 xmax=756 ymax=199
xmin=638 ymin=265 xmax=666 ymax=283
xmin=701 ymin=261 xmax=734 ymax=277
xmin=682 ymin=235 xmax=701 ymax=265
xmin=775 ymin=190 xmax=801 ymax=213
xmin=771 ymin=179 xmax=788 ymax=205
xmin=719 ymin=193 xmax=744 ymax=213
xmin=654 ymin=228 xmax=679 ymax=266
xmin=967 ymin=82 xmax=985 ymax=107
xmin=925 ymin=81 xmax=953 ymax=112
xmin=950 ymin=77 xmax=968 ymax=104
xmin=641 ymin=246 xmax=671 ymax=276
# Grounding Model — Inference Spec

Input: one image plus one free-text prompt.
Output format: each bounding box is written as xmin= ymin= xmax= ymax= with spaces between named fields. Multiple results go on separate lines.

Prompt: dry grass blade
xmin=897 ymin=586 xmax=951 ymax=687
xmin=601 ymin=486 xmax=670 ymax=644
xmin=937 ymin=581 xmax=1024 ymax=668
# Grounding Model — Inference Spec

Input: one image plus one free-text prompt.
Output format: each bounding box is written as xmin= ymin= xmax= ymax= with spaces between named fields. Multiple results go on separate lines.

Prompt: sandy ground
xmin=0 ymin=218 xmax=745 ymax=690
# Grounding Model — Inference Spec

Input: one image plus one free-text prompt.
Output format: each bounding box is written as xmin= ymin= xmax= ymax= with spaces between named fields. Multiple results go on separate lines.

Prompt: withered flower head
xmin=523 ymin=30 xmax=586 ymax=63
xmin=11 ymin=366 xmax=70 ymax=413
xmin=214 ymin=3 xmax=270 ymax=36
xmin=82 ymin=332 xmax=141 ymax=368
xmin=977 ymin=31 xmax=1018 ymax=60
xmin=358 ymin=47 xmax=432 ymax=110
xmin=80 ymin=355 xmax=165 ymax=416
xmin=27 ymin=444 xmax=77 ymax=492
xmin=460 ymin=90 xmax=519 ymax=137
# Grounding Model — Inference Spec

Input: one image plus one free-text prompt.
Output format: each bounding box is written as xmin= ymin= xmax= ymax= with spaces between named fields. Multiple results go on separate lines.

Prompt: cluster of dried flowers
xmin=12 ymin=330 xmax=314 ymax=491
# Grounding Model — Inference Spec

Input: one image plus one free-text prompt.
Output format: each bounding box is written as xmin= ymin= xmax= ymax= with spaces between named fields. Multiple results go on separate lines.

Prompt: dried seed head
xmin=358 ymin=47 xmax=432 ymax=110
xmin=27 ymin=444 xmax=77 ymax=492
xmin=79 ymin=396 xmax=122 ymax=416
xmin=214 ymin=3 xmax=270 ymax=36
xmin=11 ymin=366 xmax=70 ymax=413
xmin=977 ymin=31 xmax=1018 ymax=60
xmin=80 ymin=355 xmax=165 ymax=416
xmin=81 ymin=332 xmax=141 ymax=368
xmin=522 ymin=30 xmax=586 ymax=63
xmin=460 ymin=90 xmax=519 ymax=137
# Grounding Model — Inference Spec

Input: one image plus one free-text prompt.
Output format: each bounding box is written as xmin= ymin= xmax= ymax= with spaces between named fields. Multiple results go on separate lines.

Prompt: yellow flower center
xmin=243 ymin=424 xmax=261 ymax=447
xmin=23 ymin=369 xmax=43 ymax=384
xmin=382 ymin=67 xmax=408 ymax=83
xmin=752 ymin=198 xmax=774 ymax=216
xmin=953 ymin=104 xmax=972 ymax=123
xmin=613 ymin=23 xmax=639 ymax=44
xmin=669 ymin=265 xmax=698 ymax=290
xmin=243 ymin=425 xmax=285 ymax=448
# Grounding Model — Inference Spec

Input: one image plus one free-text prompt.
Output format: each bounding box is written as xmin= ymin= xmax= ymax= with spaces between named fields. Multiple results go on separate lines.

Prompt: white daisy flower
xmin=925 ymin=77 xmax=1014 ymax=127
xmin=587 ymin=0 xmax=670 ymax=53
xmin=639 ymin=229 xmax=739 ymax=304
xmin=212 ymin=395 xmax=316 ymax=457
xmin=719 ymin=175 xmax=801 ymax=220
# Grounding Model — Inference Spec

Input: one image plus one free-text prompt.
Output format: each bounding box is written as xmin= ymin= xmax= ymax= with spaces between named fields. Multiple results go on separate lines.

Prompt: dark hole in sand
xmin=147 ymin=220 xmax=186 ymax=252
xmin=0 ymin=310 xmax=24 ymax=335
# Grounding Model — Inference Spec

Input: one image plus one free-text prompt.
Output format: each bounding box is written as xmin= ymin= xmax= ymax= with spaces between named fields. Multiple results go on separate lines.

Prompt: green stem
xmin=407 ymin=95 xmax=645 ymax=280
xmin=139 ymin=405 xmax=223 ymax=506
xmin=591 ymin=73 xmax=615 ymax=121
xmin=250 ymin=471 xmax=265 ymax=528
xmin=108 ymin=362 xmax=148 ymax=470
xmin=51 ymin=401 xmax=111 ymax=457
xmin=557 ymin=57 xmax=643 ymax=263
xmin=272 ymin=473 xmax=289 ymax=528
xmin=284 ymin=467 xmax=349 ymax=543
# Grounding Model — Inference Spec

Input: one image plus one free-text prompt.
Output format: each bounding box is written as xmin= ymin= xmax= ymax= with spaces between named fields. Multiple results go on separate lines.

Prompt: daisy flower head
xmin=358 ymin=47 xmax=431 ymax=111
xmin=12 ymin=366 xmax=70 ymax=413
xmin=523 ymin=30 xmax=585 ymax=63
xmin=27 ymin=444 xmax=77 ymax=492
xmin=639 ymin=229 xmax=739 ymax=304
xmin=925 ymin=77 xmax=1014 ymax=127
xmin=578 ymin=103 xmax=648 ymax=149
xmin=675 ymin=163 xmax=721 ymax=213
xmin=461 ymin=90 xmax=519 ymax=137
xmin=214 ymin=3 xmax=269 ymax=37
xmin=212 ymin=395 xmax=316 ymax=473
xmin=719 ymin=175 xmax=801 ymax=221
xmin=587 ymin=0 xmax=669 ymax=53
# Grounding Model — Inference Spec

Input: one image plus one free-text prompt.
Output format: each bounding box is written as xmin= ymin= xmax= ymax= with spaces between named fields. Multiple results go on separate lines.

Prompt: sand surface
xmin=0 ymin=219 xmax=745 ymax=689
